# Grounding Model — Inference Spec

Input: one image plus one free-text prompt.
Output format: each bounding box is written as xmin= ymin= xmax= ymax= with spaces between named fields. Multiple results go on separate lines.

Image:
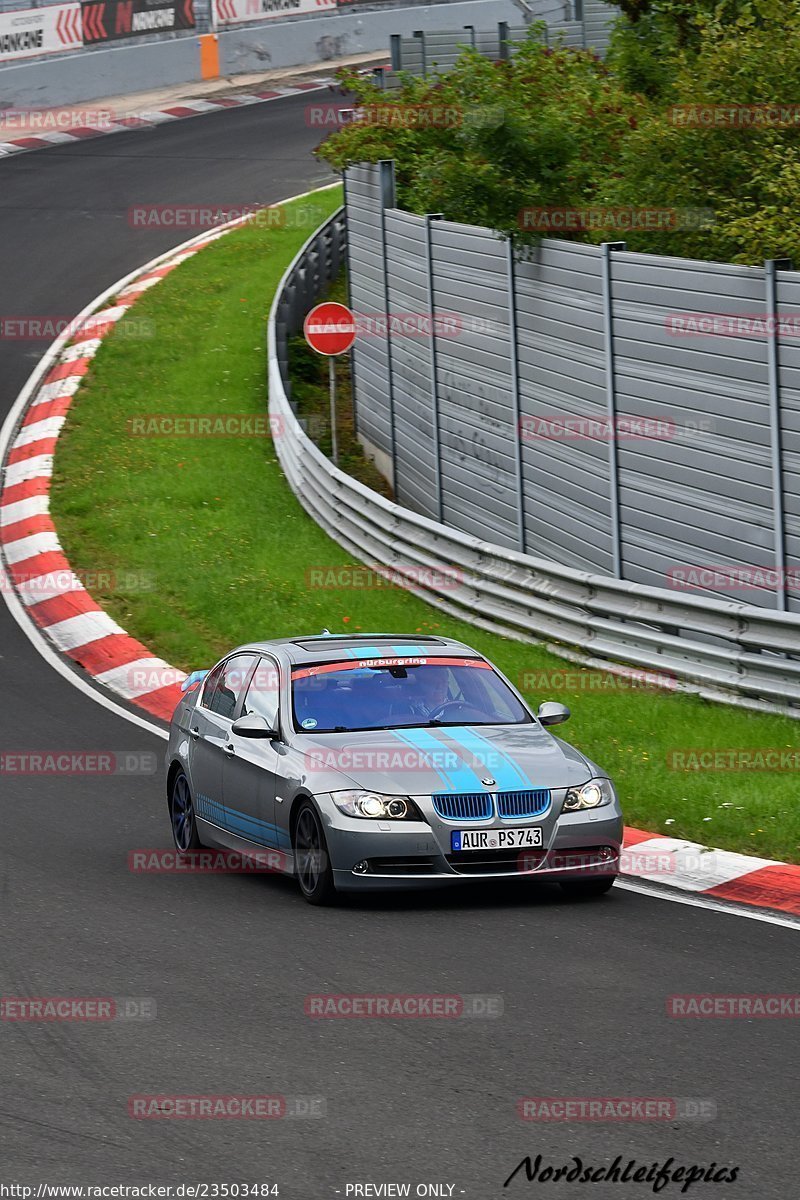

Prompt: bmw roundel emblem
xmin=482 ymin=777 xmax=496 ymax=787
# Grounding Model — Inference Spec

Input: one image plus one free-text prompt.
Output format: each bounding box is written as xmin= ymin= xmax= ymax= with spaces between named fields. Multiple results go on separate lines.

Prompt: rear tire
xmin=293 ymin=800 xmax=338 ymax=906
xmin=560 ymin=875 xmax=617 ymax=898
xmin=169 ymin=771 xmax=203 ymax=852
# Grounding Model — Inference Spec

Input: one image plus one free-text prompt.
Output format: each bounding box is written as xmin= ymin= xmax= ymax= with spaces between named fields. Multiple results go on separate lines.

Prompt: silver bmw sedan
xmin=166 ymin=633 xmax=623 ymax=904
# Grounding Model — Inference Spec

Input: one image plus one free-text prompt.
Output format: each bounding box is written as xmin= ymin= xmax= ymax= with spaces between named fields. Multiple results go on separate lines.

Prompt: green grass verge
xmin=51 ymin=187 xmax=800 ymax=864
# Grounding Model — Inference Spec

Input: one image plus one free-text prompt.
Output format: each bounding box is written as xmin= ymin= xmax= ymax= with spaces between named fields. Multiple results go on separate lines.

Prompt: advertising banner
xmin=0 ymin=4 xmax=82 ymax=63
xmin=81 ymin=0 xmax=195 ymax=45
xmin=213 ymin=0 xmax=335 ymax=28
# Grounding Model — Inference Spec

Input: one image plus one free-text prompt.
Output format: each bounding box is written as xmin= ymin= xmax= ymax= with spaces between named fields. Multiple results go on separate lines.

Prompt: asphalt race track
xmin=1 ymin=98 xmax=798 ymax=1197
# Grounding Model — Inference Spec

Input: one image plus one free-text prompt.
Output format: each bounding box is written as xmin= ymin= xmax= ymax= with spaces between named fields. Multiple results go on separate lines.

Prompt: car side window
xmin=242 ymin=658 xmax=280 ymax=729
xmin=205 ymin=654 xmax=257 ymax=720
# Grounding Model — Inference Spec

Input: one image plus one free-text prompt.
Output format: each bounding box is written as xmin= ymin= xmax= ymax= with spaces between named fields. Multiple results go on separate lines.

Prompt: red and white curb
xmin=0 ymin=80 xmax=336 ymax=159
xmin=0 ymin=186 xmax=798 ymax=923
xmin=0 ymin=216 xmax=260 ymax=721
xmin=622 ymin=827 xmax=800 ymax=918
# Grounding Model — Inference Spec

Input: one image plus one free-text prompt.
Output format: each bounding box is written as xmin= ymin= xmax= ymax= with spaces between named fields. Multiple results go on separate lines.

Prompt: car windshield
xmin=291 ymin=657 xmax=531 ymax=734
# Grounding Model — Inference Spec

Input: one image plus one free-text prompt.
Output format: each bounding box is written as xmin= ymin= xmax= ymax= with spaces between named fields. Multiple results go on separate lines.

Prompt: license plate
xmin=451 ymin=827 xmax=543 ymax=852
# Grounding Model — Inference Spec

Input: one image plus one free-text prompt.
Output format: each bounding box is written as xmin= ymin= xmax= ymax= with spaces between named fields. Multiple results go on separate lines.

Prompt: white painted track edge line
xmin=616 ymin=878 xmax=800 ymax=931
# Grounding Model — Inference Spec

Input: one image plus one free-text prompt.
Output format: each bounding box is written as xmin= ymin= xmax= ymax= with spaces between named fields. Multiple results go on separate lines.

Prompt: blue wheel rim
xmin=171 ymin=775 xmax=194 ymax=852
xmin=295 ymin=809 xmax=322 ymax=894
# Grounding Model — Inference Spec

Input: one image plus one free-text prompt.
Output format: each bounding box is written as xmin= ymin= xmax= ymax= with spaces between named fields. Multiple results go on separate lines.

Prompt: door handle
xmin=224 ymin=744 xmax=236 ymax=757
xmin=190 ymin=727 xmax=200 ymax=739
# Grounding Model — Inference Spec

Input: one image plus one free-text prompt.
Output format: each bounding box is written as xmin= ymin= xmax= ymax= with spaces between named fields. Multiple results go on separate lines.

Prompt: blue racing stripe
xmin=225 ymin=806 xmax=291 ymax=847
xmin=444 ymin=727 xmax=532 ymax=790
xmin=198 ymin=798 xmax=290 ymax=848
xmin=394 ymin=727 xmax=485 ymax=794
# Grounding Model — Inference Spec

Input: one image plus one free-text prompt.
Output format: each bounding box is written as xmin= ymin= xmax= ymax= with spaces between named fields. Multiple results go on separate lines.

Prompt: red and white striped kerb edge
xmin=0 ymin=196 xmax=797 ymax=918
xmin=622 ymin=827 xmax=800 ymax=918
xmin=0 ymin=80 xmax=335 ymax=160
xmin=0 ymin=232 xmax=239 ymax=720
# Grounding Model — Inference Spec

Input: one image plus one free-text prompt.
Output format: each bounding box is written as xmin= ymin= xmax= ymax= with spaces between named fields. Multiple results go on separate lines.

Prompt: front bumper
xmin=316 ymin=793 xmax=623 ymax=892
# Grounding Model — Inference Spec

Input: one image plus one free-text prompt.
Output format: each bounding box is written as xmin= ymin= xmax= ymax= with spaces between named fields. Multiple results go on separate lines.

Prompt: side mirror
xmin=537 ymin=701 xmax=571 ymax=727
xmin=231 ymin=714 xmax=279 ymax=739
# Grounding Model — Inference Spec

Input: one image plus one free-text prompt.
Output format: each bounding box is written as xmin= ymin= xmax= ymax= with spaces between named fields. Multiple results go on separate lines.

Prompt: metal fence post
xmin=413 ymin=30 xmax=427 ymax=78
xmin=498 ymin=21 xmax=510 ymax=61
xmin=578 ymin=0 xmax=586 ymax=48
xmin=379 ymin=160 xmax=399 ymax=496
xmin=464 ymin=24 xmax=476 ymax=50
xmin=601 ymin=241 xmax=626 ymax=579
xmin=342 ymin=169 xmax=358 ymax=439
xmin=506 ymin=236 xmax=526 ymax=552
xmin=765 ymin=257 xmax=792 ymax=611
xmin=390 ymin=34 xmax=402 ymax=72
xmin=425 ymin=214 xmax=445 ymax=524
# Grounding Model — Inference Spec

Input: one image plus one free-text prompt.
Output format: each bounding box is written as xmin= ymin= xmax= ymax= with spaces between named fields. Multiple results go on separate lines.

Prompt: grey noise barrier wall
xmin=269 ymin=205 xmax=800 ymax=719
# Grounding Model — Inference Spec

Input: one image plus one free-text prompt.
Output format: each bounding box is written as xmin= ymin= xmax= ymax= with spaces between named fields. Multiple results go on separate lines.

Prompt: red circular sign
xmin=303 ymin=302 xmax=357 ymax=356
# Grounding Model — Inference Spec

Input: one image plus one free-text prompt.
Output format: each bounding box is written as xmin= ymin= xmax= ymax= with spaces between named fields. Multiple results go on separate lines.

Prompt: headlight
xmin=562 ymin=778 xmax=615 ymax=813
xmin=331 ymin=791 xmax=421 ymax=820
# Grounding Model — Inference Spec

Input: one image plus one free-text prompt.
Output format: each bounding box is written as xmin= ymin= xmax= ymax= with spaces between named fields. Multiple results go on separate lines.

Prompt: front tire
xmin=560 ymin=875 xmax=617 ymax=898
xmin=169 ymin=771 xmax=203 ymax=852
xmin=293 ymin=800 xmax=337 ymax=906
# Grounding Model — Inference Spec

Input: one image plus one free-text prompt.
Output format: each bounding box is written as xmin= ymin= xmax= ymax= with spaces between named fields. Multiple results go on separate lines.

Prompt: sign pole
xmin=329 ymin=355 xmax=339 ymax=466
xmin=303 ymin=301 xmax=357 ymax=468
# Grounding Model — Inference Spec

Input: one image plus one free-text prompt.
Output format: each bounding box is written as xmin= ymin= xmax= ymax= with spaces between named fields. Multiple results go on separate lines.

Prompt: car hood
xmin=289 ymin=723 xmax=595 ymax=795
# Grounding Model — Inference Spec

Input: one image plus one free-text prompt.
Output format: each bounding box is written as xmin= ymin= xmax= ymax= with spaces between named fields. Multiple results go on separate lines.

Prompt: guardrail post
xmin=765 ymin=257 xmax=792 ymax=611
xmin=506 ymin=236 xmax=526 ymax=552
xmin=379 ymin=161 xmax=399 ymax=495
xmin=413 ymin=30 xmax=427 ymax=78
xmin=464 ymin=24 xmax=476 ymax=50
xmin=425 ymin=214 xmax=445 ymax=524
xmin=601 ymin=241 xmax=626 ymax=579
xmin=390 ymin=34 xmax=402 ymax=73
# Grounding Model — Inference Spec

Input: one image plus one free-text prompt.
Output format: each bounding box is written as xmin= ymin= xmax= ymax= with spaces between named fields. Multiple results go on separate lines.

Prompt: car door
xmin=188 ymin=653 xmax=258 ymax=834
xmin=222 ymin=656 xmax=285 ymax=852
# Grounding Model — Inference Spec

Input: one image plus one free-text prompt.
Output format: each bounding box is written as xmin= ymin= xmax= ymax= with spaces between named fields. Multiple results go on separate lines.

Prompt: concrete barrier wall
xmin=0 ymin=0 xmax=523 ymax=107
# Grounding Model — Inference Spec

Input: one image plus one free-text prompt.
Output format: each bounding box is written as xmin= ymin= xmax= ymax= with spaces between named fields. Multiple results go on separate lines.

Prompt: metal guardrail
xmin=268 ymin=209 xmax=800 ymax=719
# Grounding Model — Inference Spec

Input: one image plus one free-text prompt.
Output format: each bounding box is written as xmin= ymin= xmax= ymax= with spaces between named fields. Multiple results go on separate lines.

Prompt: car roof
xmin=236 ymin=633 xmax=482 ymax=666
